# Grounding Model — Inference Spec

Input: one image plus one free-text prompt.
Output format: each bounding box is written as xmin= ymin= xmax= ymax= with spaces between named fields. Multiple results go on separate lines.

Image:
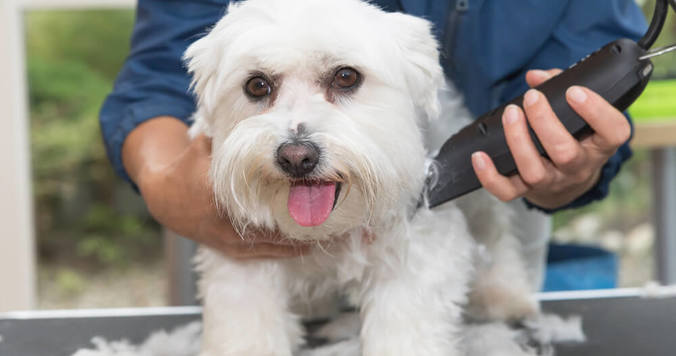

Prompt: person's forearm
xmin=122 ymin=116 xmax=191 ymax=187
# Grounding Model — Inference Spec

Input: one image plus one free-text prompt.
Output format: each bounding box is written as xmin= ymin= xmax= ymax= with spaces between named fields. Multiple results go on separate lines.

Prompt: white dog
xmin=184 ymin=0 xmax=537 ymax=355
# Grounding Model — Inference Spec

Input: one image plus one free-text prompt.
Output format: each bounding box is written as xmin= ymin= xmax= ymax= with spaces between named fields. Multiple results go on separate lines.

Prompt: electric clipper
xmin=426 ymin=0 xmax=676 ymax=208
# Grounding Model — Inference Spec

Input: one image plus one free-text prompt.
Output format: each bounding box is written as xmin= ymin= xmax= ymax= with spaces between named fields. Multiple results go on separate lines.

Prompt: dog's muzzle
xmin=276 ymin=141 xmax=343 ymax=227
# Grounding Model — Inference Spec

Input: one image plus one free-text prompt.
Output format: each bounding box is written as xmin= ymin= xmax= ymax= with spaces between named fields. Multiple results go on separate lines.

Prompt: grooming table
xmin=1 ymin=288 xmax=675 ymax=356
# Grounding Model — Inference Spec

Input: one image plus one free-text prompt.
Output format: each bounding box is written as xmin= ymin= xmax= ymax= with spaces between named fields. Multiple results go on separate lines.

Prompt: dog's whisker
xmin=315 ymin=239 xmax=335 ymax=258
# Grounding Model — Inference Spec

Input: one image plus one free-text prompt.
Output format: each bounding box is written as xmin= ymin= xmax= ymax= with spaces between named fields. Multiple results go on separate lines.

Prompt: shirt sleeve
xmin=99 ymin=0 xmax=229 ymax=186
xmin=448 ymin=0 xmax=647 ymax=213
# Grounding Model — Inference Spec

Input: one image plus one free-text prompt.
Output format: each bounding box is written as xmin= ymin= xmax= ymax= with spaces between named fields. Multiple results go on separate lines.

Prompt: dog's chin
xmin=287 ymin=179 xmax=342 ymax=227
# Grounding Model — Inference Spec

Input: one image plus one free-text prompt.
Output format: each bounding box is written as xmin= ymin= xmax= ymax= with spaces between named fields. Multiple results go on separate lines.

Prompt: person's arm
xmin=448 ymin=0 xmax=646 ymax=212
xmin=100 ymin=0 xmax=225 ymax=187
xmin=101 ymin=0 xmax=306 ymax=258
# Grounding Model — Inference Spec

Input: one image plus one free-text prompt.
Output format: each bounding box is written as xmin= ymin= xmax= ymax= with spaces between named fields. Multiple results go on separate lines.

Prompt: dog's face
xmin=186 ymin=0 xmax=443 ymax=240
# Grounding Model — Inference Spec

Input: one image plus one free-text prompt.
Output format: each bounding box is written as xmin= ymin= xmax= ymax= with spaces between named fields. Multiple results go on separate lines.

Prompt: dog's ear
xmin=386 ymin=13 xmax=444 ymax=120
xmin=183 ymin=0 xmax=245 ymax=114
xmin=184 ymin=26 xmax=223 ymax=113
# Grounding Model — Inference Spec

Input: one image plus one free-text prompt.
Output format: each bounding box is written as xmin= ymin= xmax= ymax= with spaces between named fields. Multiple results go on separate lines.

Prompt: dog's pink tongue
xmin=288 ymin=182 xmax=336 ymax=227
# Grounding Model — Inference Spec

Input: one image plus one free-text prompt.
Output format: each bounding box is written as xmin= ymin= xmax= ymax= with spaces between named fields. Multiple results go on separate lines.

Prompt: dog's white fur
xmin=185 ymin=0 xmax=537 ymax=355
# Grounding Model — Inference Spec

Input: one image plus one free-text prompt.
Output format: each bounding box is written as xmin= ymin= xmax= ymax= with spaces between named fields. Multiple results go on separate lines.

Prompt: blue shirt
xmin=100 ymin=0 xmax=647 ymax=213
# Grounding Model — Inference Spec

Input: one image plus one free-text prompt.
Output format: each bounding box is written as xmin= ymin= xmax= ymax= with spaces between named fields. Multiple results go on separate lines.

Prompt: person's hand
xmin=124 ymin=117 xmax=309 ymax=259
xmin=471 ymin=69 xmax=631 ymax=210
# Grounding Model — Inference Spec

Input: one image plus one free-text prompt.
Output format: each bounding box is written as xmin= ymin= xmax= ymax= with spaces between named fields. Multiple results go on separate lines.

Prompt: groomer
xmin=101 ymin=0 xmax=646 ymax=289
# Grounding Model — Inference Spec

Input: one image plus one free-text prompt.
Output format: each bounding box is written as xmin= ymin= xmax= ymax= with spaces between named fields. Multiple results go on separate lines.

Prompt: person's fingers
xmin=210 ymin=217 xmax=297 ymax=246
xmin=472 ymin=151 xmax=529 ymax=202
xmin=522 ymin=89 xmax=586 ymax=172
xmin=243 ymin=229 xmax=315 ymax=246
xmin=566 ymin=86 xmax=631 ymax=153
xmin=240 ymin=228 xmax=285 ymax=243
xmin=502 ymin=104 xmax=553 ymax=187
xmin=208 ymin=227 xmax=311 ymax=259
xmin=526 ymin=68 xmax=563 ymax=88
xmin=191 ymin=134 xmax=213 ymax=155
xmin=227 ymin=242 xmax=310 ymax=259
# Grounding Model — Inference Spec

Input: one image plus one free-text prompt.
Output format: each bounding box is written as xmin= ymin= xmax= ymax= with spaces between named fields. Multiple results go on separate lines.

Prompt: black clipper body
xmin=427 ymin=38 xmax=654 ymax=208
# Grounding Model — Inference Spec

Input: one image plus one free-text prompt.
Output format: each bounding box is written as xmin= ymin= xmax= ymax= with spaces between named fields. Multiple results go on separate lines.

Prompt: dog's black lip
xmin=333 ymin=182 xmax=342 ymax=210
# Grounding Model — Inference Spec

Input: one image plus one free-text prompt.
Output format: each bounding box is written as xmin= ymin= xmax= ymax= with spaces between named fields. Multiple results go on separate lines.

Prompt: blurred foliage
xmin=628 ymin=1 xmax=676 ymax=119
xmin=53 ymin=267 xmax=87 ymax=297
xmin=641 ymin=0 xmax=676 ymax=79
xmin=25 ymin=10 xmax=136 ymax=81
xmin=26 ymin=10 xmax=160 ymax=269
xmin=629 ymin=79 xmax=676 ymax=120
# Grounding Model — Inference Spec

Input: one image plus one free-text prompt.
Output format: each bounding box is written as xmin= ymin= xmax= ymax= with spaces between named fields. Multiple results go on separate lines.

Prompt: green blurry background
xmin=26 ymin=1 xmax=676 ymax=308
xmin=25 ymin=10 xmax=164 ymax=308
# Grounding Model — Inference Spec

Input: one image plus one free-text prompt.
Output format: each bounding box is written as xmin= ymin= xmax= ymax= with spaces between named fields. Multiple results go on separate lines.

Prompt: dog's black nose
xmin=276 ymin=142 xmax=320 ymax=177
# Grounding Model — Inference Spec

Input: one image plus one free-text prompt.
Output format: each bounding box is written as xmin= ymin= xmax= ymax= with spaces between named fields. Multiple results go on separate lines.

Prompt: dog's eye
xmin=332 ymin=67 xmax=360 ymax=89
xmin=245 ymin=77 xmax=272 ymax=98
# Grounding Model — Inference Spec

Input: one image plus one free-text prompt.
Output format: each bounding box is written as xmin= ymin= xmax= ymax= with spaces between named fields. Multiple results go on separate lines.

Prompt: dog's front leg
xmin=358 ymin=211 xmax=472 ymax=356
xmin=360 ymin=281 xmax=461 ymax=356
xmin=197 ymin=249 xmax=304 ymax=356
xmin=456 ymin=191 xmax=540 ymax=322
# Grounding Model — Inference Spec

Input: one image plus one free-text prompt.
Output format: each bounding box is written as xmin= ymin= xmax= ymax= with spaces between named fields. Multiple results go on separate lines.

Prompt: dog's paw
xmin=297 ymin=337 xmax=360 ymax=356
xmin=461 ymin=322 xmax=539 ymax=356
xmin=467 ymin=281 xmax=540 ymax=322
xmin=312 ymin=311 xmax=360 ymax=343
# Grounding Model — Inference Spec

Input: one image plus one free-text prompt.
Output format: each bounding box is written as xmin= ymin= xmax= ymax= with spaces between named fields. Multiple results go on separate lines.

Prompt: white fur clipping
xmin=524 ymin=314 xmax=586 ymax=344
xmin=523 ymin=314 xmax=586 ymax=345
xmin=641 ymin=281 xmax=676 ymax=299
xmin=72 ymin=322 xmax=202 ymax=356
xmin=71 ymin=314 xmax=585 ymax=356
